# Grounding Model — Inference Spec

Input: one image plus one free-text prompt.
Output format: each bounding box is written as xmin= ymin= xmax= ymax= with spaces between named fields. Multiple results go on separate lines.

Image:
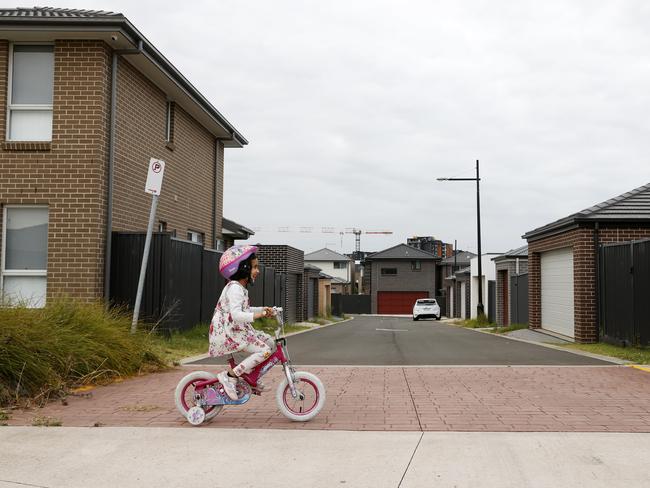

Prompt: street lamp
xmin=437 ymin=159 xmax=485 ymax=318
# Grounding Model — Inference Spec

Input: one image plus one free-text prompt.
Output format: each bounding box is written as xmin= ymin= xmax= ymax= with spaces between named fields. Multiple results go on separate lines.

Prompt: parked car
xmin=412 ymin=298 xmax=441 ymax=321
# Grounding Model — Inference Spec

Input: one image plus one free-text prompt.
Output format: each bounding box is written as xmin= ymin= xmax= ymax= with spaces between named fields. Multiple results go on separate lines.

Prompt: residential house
xmin=523 ymin=183 xmax=650 ymax=343
xmin=317 ymin=271 xmax=332 ymax=317
xmin=304 ymin=248 xmax=352 ymax=294
xmin=453 ymin=266 xmax=471 ymax=319
xmin=440 ymin=251 xmax=475 ymax=318
xmin=221 ymin=218 xmax=254 ymax=250
xmin=365 ymin=244 xmax=439 ymax=314
xmin=0 ymin=7 xmax=247 ymax=307
xmin=492 ymin=245 xmax=528 ymax=326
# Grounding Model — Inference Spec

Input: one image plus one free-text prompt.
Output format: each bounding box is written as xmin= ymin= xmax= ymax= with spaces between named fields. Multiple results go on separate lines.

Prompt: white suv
xmin=412 ymin=298 xmax=441 ymax=321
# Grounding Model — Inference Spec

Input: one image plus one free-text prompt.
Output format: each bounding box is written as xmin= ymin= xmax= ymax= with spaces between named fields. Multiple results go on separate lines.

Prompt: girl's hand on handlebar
xmin=264 ymin=307 xmax=276 ymax=317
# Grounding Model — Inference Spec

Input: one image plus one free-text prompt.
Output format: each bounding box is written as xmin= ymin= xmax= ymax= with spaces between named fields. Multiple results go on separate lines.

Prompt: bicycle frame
xmin=194 ymin=337 xmax=290 ymax=391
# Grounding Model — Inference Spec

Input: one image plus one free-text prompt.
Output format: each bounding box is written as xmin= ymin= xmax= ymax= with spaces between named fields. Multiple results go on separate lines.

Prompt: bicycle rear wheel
xmin=174 ymin=371 xmax=223 ymax=424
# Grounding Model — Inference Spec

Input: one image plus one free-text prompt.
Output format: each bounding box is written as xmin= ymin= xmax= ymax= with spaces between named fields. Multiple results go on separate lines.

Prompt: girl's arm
xmin=227 ymin=286 xmax=267 ymax=322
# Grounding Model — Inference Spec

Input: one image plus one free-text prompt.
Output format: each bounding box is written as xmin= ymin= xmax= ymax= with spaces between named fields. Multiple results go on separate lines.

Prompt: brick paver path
xmin=6 ymin=366 xmax=650 ymax=432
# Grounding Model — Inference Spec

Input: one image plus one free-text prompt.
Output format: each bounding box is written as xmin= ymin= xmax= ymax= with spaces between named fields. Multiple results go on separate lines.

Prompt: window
xmin=165 ymin=101 xmax=175 ymax=143
xmin=7 ymin=45 xmax=54 ymax=141
xmin=381 ymin=268 xmax=397 ymax=276
xmin=1 ymin=207 xmax=48 ymax=307
xmin=215 ymin=239 xmax=225 ymax=252
xmin=411 ymin=260 xmax=421 ymax=271
xmin=334 ymin=262 xmax=347 ymax=269
xmin=188 ymin=230 xmax=203 ymax=244
xmin=158 ymin=221 xmax=167 ymax=232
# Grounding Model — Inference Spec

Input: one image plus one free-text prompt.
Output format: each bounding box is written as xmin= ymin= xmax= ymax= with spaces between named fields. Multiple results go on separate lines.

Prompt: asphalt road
xmin=192 ymin=316 xmax=615 ymax=366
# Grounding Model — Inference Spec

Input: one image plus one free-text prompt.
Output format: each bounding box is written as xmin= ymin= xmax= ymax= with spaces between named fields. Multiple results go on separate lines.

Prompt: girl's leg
xmin=232 ymin=337 xmax=274 ymax=376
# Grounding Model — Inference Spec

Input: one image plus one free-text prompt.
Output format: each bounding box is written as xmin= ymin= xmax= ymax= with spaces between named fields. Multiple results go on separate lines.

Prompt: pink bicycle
xmin=174 ymin=307 xmax=326 ymax=425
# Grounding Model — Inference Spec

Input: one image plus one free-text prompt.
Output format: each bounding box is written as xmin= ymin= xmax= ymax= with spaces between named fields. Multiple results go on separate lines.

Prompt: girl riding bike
xmin=209 ymin=244 xmax=275 ymax=400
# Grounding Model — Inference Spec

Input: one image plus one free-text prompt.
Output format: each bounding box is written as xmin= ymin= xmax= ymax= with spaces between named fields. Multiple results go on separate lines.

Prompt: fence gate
xmin=510 ymin=273 xmax=529 ymax=325
xmin=600 ymin=240 xmax=650 ymax=346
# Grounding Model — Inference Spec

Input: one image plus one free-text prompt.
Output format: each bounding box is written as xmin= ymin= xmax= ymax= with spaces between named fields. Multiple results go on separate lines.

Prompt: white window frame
xmin=188 ymin=230 xmax=203 ymax=244
xmin=1 ymin=205 xmax=49 ymax=307
xmin=6 ymin=43 xmax=55 ymax=142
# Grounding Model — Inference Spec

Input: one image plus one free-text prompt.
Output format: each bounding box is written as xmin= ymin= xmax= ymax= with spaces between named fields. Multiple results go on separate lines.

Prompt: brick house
xmin=0 ymin=8 xmax=247 ymax=307
xmin=492 ymin=245 xmax=528 ymax=326
xmin=523 ymin=183 xmax=650 ymax=343
xmin=365 ymin=244 xmax=439 ymax=314
xmin=256 ymin=245 xmax=304 ymax=324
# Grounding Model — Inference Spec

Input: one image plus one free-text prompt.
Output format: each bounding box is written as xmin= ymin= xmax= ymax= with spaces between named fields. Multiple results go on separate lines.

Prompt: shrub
xmin=0 ymin=299 xmax=166 ymax=407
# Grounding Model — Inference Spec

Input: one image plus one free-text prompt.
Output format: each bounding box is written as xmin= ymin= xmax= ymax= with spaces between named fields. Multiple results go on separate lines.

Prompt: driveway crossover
xmin=6 ymin=365 xmax=650 ymax=432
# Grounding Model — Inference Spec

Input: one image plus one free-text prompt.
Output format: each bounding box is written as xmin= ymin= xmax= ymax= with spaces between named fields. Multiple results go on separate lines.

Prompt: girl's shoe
xmin=217 ymin=371 xmax=238 ymax=400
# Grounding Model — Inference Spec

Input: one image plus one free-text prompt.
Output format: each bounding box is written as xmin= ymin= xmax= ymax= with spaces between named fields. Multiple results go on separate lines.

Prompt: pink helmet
xmin=219 ymin=244 xmax=258 ymax=280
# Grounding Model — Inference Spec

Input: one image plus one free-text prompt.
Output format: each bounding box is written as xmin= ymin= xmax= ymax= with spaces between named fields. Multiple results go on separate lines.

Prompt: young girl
xmin=209 ymin=244 xmax=276 ymax=400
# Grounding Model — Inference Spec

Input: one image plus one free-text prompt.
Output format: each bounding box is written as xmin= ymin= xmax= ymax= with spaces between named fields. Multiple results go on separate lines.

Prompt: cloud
xmin=46 ymin=0 xmax=650 ymax=253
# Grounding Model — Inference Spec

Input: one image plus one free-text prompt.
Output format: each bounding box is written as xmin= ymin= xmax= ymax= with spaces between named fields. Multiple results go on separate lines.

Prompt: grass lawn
xmin=451 ymin=318 xmax=494 ymax=329
xmin=557 ymin=343 xmax=650 ymax=364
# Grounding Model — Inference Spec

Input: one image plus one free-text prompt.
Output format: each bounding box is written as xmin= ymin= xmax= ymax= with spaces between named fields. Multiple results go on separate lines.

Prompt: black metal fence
xmin=331 ymin=294 xmax=371 ymax=316
xmin=600 ymin=239 xmax=650 ymax=346
xmin=110 ymin=232 xmax=285 ymax=331
xmin=510 ymin=273 xmax=529 ymax=325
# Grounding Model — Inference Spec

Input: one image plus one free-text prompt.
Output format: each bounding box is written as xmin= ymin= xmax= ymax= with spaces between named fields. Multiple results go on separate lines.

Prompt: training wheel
xmin=187 ymin=406 xmax=206 ymax=426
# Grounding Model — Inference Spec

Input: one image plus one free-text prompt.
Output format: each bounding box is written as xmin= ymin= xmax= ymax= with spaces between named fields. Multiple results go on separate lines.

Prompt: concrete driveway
xmin=192 ymin=316 xmax=614 ymax=366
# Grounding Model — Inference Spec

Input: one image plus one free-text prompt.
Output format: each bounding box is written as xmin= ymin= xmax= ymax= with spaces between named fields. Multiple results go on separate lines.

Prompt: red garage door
xmin=377 ymin=291 xmax=429 ymax=314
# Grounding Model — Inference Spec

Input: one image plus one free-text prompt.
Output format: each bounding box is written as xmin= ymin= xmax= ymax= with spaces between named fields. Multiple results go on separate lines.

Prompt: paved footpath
xmin=6 ymin=365 xmax=650 ymax=432
xmin=2 ymin=428 xmax=650 ymax=488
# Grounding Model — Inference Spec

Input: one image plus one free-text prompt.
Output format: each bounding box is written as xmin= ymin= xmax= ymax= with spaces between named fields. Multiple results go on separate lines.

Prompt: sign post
xmin=131 ymin=158 xmax=165 ymax=333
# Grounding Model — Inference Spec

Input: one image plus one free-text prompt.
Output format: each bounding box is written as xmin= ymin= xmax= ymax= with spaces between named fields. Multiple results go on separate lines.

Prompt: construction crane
xmin=250 ymin=226 xmax=393 ymax=257
xmin=345 ymin=228 xmax=393 ymax=258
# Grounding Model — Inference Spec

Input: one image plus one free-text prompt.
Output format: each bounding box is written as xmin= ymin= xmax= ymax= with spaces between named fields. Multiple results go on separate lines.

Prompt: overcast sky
xmin=47 ymin=0 xmax=650 ymax=255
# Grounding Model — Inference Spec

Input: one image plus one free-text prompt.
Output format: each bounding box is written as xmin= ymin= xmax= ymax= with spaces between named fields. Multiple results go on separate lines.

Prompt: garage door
xmin=541 ymin=247 xmax=574 ymax=337
xmin=377 ymin=291 xmax=429 ymax=314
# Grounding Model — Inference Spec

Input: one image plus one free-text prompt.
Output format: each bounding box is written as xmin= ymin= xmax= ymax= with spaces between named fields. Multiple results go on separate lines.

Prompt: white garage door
xmin=541 ymin=247 xmax=574 ymax=337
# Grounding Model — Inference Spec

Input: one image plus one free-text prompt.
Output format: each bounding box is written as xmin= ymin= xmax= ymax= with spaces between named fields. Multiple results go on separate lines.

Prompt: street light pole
xmin=475 ymin=160 xmax=484 ymax=317
xmin=437 ymin=159 xmax=485 ymax=318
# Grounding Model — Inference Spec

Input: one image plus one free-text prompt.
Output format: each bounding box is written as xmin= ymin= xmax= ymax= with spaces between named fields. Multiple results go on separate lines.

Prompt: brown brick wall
xmin=527 ymin=223 xmax=650 ymax=343
xmin=0 ymin=40 xmax=111 ymax=301
xmin=112 ymin=58 xmax=221 ymax=247
xmin=0 ymin=40 xmax=227 ymax=303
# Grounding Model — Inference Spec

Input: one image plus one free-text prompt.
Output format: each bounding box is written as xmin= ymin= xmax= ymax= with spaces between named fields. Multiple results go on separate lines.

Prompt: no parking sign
xmin=145 ymin=158 xmax=165 ymax=195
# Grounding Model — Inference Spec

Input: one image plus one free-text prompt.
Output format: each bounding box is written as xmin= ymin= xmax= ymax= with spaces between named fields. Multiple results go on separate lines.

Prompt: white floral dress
xmin=208 ymin=281 xmax=271 ymax=357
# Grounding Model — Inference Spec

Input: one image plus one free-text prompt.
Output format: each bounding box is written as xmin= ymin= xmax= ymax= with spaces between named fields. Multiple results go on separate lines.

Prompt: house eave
xmin=0 ymin=18 xmax=248 ymax=147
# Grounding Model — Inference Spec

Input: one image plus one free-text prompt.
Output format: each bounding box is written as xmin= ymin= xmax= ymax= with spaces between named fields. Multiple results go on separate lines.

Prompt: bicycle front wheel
xmin=275 ymin=371 xmax=326 ymax=422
